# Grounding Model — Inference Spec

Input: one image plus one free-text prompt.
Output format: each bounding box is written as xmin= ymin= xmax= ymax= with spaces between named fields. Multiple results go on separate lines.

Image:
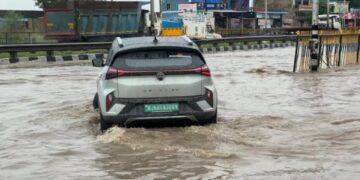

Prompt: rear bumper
xmin=103 ymin=111 xmax=216 ymax=126
xmin=102 ymin=95 xmax=216 ymax=126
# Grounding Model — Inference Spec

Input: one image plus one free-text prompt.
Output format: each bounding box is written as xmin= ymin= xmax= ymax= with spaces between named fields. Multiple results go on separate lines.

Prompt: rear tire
xmin=93 ymin=93 xmax=99 ymax=109
xmin=100 ymin=112 xmax=113 ymax=132
xmin=200 ymin=111 xmax=217 ymax=125
xmin=211 ymin=111 xmax=218 ymax=123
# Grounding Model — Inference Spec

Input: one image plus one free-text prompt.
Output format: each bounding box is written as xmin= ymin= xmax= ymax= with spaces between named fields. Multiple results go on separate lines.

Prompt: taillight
xmin=105 ymin=68 xmax=118 ymax=80
xmin=200 ymin=65 xmax=211 ymax=76
xmin=105 ymin=93 xmax=113 ymax=111
xmin=206 ymin=90 xmax=214 ymax=107
xmin=105 ymin=68 xmax=152 ymax=79
xmin=105 ymin=64 xmax=211 ymax=79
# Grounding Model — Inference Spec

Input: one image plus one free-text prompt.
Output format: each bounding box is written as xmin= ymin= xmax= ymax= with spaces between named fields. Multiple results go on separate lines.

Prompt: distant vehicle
xmin=318 ymin=14 xmax=342 ymax=29
xmin=92 ymin=36 xmax=218 ymax=131
xmin=160 ymin=11 xmax=222 ymax=39
xmin=182 ymin=11 xmax=222 ymax=39
xmin=44 ymin=1 xmax=146 ymax=42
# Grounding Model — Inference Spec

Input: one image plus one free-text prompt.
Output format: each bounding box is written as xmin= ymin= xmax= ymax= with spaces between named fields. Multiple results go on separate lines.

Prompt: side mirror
xmin=92 ymin=58 xmax=104 ymax=67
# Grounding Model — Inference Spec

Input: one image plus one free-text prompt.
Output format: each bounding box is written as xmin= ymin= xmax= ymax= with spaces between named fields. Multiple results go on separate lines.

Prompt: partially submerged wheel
xmin=200 ymin=111 xmax=217 ymax=125
xmin=93 ymin=93 xmax=99 ymax=109
xmin=100 ymin=113 xmax=112 ymax=132
xmin=97 ymin=94 xmax=113 ymax=132
xmin=211 ymin=111 xmax=218 ymax=123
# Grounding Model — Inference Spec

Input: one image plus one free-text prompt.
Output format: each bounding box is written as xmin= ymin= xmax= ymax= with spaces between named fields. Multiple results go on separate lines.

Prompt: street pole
xmin=327 ymin=0 xmax=329 ymax=29
xmin=150 ymin=0 xmax=155 ymax=35
xmin=265 ymin=0 xmax=268 ymax=29
xmin=204 ymin=0 xmax=207 ymax=11
xmin=249 ymin=0 xmax=254 ymax=12
xmin=310 ymin=0 xmax=320 ymax=71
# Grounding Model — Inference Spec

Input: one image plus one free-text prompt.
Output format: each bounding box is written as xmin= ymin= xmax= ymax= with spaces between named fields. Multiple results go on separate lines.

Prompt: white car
xmin=92 ymin=36 xmax=218 ymax=131
xmin=318 ymin=14 xmax=341 ymax=29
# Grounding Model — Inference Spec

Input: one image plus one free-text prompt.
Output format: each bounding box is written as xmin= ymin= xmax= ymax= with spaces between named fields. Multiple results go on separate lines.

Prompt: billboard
xmin=179 ymin=4 xmax=197 ymax=11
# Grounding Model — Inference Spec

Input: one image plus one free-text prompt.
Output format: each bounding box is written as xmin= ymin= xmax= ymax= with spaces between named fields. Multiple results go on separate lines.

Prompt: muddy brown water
xmin=0 ymin=47 xmax=360 ymax=179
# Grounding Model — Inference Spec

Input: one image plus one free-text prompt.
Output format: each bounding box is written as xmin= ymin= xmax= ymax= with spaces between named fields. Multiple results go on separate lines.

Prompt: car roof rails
xmin=116 ymin=37 xmax=124 ymax=48
xmin=181 ymin=36 xmax=193 ymax=46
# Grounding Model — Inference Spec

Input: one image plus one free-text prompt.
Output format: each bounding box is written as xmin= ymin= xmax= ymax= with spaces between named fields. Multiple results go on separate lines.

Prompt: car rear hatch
xmin=107 ymin=49 xmax=209 ymax=99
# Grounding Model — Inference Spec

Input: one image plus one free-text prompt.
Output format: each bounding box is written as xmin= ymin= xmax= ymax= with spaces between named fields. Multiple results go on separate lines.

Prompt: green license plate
xmin=144 ymin=103 xmax=179 ymax=113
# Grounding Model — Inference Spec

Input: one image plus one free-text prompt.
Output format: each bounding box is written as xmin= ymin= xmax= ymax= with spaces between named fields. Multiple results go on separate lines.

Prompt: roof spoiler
xmin=181 ymin=36 xmax=193 ymax=46
xmin=116 ymin=37 xmax=124 ymax=48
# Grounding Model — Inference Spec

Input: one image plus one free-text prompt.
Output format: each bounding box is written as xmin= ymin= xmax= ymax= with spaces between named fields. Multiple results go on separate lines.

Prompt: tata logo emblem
xmin=156 ymin=72 xmax=165 ymax=81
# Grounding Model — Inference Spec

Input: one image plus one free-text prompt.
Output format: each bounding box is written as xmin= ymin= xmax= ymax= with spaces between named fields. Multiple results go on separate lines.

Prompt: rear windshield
xmin=111 ymin=50 xmax=205 ymax=70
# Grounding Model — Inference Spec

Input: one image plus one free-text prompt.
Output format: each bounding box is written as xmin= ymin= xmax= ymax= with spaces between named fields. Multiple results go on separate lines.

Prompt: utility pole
xmin=150 ymin=0 xmax=155 ymax=35
xmin=327 ymin=0 xmax=330 ymax=29
xmin=265 ymin=0 xmax=268 ymax=29
xmin=249 ymin=0 xmax=254 ymax=11
xmin=204 ymin=0 xmax=207 ymax=11
xmin=310 ymin=0 xmax=320 ymax=71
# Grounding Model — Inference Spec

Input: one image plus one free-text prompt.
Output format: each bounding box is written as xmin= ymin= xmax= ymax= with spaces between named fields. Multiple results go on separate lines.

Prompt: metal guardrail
xmin=0 ymin=32 xmax=55 ymax=44
xmin=193 ymin=35 xmax=297 ymax=46
xmin=0 ymin=35 xmax=297 ymax=59
xmin=0 ymin=42 xmax=112 ymax=59
xmin=293 ymin=33 xmax=360 ymax=72
xmin=0 ymin=42 xmax=112 ymax=53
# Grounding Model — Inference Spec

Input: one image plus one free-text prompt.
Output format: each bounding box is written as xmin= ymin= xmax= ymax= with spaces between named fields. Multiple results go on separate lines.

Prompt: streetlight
xmin=327 ymin=0 xmax=329 ymax=29
xmin=204 ymin=0 xmax=207 ymax=11
xmin=310 ymin=0 xmax=320 ymax=71
xmin=265 ymin=0 xmax=268 ymax=29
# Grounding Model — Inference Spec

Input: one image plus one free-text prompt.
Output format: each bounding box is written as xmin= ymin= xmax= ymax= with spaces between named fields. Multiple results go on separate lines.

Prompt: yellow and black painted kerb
xmin=294 ymin=30 xmax=360 ymax=72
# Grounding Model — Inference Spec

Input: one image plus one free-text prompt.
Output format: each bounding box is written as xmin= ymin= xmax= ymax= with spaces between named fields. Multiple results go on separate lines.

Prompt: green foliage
xmin=34 ymin=0 xmax=56 ymax=8
xmin=34 ymin=0 xmax=96 ymax=8
xmin=1 ymin=11 xmax=23 ymax=32
xmin=319 ymin=0 xmax=327 ymax=15
xmin=0 ymin=11 xmax=24 ymax=43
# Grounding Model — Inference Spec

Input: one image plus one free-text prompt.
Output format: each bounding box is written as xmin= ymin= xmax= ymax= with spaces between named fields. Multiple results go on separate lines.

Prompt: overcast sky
xmin=0 ymin=0 xmax=159 ymax=10
xmin=0 ymin=0 xmax=41 ymax=10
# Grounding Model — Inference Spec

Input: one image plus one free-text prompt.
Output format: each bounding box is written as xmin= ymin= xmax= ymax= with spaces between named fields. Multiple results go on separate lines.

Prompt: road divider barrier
xmin=0 ymin=35 xmax=297 ymax=65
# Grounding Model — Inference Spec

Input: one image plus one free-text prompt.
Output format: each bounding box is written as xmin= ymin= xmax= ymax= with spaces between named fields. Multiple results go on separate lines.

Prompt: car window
xmin=105 ymin=49 xmax=113 ymax=65
xmin=111 ymin=50 xmax=204 ymax=70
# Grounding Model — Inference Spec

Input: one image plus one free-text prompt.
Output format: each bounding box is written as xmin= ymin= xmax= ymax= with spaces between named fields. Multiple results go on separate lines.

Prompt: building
xmin=189 ymin=0 xmax=230 ymax=10
xmin=161 ymin=0 xmax=189 ymax=11
xmin=230 ymin=0 xmax=250 ymax=11
xmin=292 ymin=0 xmax=312 ymax=27
xmin=351 ymin=8 xmax=360 ymax=28
xmin=329 ymin=1 xmax=350 ymax=14
xmin=161 ymin=0 xmax=231 ymax=12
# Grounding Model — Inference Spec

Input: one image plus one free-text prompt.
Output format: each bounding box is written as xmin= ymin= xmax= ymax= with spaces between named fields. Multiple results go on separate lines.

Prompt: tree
xmin=349 ymin=0 xmax=360 ymax=8
xmin=34 ymin=0 xmax=98 ymax=8
xmin=34 ymin=0 xmax=55 ymax=8
xmin=319 ymin=0 xmax=327 ymax=15
xmin=1 ymin=11 xmax=23 ymax=32
xmin=0 ymin=11 xmax=23 ymax=43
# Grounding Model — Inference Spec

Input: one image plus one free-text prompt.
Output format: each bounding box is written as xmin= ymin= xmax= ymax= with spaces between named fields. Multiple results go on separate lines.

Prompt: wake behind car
xmin=93 ymin=36 xmax=217 ymax=131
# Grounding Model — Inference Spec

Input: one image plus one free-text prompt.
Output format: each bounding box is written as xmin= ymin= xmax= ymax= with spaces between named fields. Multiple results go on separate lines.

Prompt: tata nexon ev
xmin=92 ymin=36 xmax=217 ymax=131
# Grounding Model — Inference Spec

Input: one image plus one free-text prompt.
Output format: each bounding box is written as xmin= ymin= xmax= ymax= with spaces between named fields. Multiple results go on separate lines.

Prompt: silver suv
xmin=92 ymin=36 xmax=217 ymax=131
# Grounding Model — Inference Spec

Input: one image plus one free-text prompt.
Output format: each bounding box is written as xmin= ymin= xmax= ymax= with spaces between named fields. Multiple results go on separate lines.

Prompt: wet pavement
xmin=0 ymin=47 xmax=360 ymax=179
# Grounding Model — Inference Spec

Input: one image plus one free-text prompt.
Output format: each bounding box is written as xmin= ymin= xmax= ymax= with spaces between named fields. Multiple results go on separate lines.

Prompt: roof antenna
xmin=153 ymin=29 xmax=158 ymax=44
xmin=150 ymin=0 xmax=158 ymax=44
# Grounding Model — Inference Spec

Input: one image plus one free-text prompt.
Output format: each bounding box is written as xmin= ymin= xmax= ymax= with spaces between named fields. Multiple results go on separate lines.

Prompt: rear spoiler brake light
xmin=105 ymin=65 xmax=211 ymax=79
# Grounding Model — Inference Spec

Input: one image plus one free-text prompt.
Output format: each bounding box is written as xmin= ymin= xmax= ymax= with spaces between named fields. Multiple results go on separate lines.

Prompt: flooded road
xmin=1 ymin=47 xmax=360 ymax=179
